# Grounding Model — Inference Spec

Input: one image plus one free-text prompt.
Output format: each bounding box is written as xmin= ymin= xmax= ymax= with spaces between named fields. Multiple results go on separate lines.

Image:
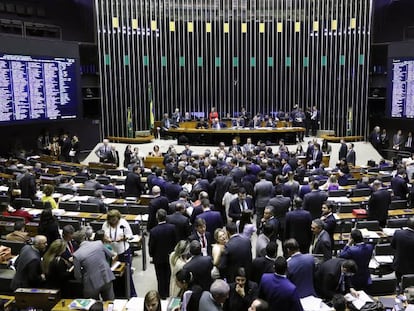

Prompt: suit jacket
xmin=166 ymin=212 xmax=191 ymax=241
xmin=287 ymin=253 xmax=316 ymax=298
xmin=312 ymin=230 xmax=332 ymax=261
xmin=392 ymin=228 xmax=414 ymax=275
xmin=220 ymin=234 xmax=252 ymax=283
xmin=368 ymin=188 xmax=391 ymax=226
xmin=254 ymin=179 xmax=274 ymax=209
xmin=285 ymin=210 xmax=313 ymax=253
xmin=259 ymin=273 xmax=304 ymax=311
xmin=211 ymin=175 xmax=233 ymax=207
xmin=268 ymin=196 xmax=291 ymax=235
xmin=315 ymin=258 xmax=352 ymax=299
xmin=303 ymin=190 xmax=328 ymax=220
xmin=228 ymin=197 xmax=254 ymax=222
xmin=339 ymin=243 xmax=374 ymax=289
xmin=196 ymin=210 xmax=223 ymax=236
xmin=338 ymin=143 xmax=348 ymax=160
xmin=250 ymin=256 xmax=275 ymax=284
xmin=19 ymin=173 xmax=36 ymax=200
xmin=346 ymin=149 xmax=356 ymax=166
xmin=391 ymin=175 xmax=409 ymax=200
xmin=149 ymin=222 xmax=177 ymax=264
xmin=11 ymin=245 xmax=43 ymax=290
xmin=124 ymin=172 xmax=143 ymax=197
xmin=183 ymin=255 xmax=213 ymax=291
xmin=164 ymin=182 xmax=182 ymax=203
xmin=188 ymin=231 xmax=213 ymax=256
xmin=73 ymin=241 xmax=115 ymax=293
xmin=321 ymin=213 xmax=336 ymax=240
xmin=147 ymin=195 xmax=169 ymax=231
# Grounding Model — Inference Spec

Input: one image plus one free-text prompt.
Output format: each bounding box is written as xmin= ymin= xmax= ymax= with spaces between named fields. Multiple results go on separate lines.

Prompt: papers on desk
xmin=27 ymin=209 xmax=42 ymax=217
xmin=52 ymin=209 xmax=66 ymax=217
xmin=134 ymin=214 xmax=148 ymax=222
xmin=64 ymin=211 xmax=80 ymax=217
xmin=0 ymin=185 xmax=9 ymax=192
xmin=69 ymin=195 xmax=90 ymax=202
xmin=69 ymin=298 xmax=96 ymax=310
xmin=327 ymin=197 xmax=351 ymax=204
xmin=344 ymin=291 xmax=373 ymax=310
xmin=60 ymin=194 xmax=74 ymax=202
xmin=103 ymin=198 xmax=117 ymax=205
xmin=113 ymin=299 xmax=128 ymax=311
xmin=300 ymin=295 xmax=332 ymax=311
xmin=125 ymin=297 xmax=168 ymax=311
xmin=374 ymin=255 xmax=394 ymax=264
xmin=359 ymin=228 xmax=380 ymax=239
xmin=382 ymin=227 xmax=399 ymax=237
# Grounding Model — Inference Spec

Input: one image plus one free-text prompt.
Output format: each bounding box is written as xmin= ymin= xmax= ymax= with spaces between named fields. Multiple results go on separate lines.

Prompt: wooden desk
xmin=143 ymin=156 xmax=164 ymax=169
xmin=167 ymin=127 xmax=305 ymax=145
xmin=107 ymin=135 xmax=154 ymax=144
xmin=88 ymin=162 xmax=117 ymax=171
xmin=0 ymin=295 xmax=15 ymax=310
xmin=336 ymin=209 xmax=414 ymax=220
xmin=99 ymin=214 xmax=140 ymax=222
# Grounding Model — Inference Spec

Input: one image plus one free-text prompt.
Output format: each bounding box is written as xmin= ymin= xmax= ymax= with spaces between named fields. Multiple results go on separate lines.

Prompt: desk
xmin=0 ymin=295 xmax=15 ymax=310
xmin=167 ymin=127 xmax=305 ymax=145
xmin=336 ymin=208 xmax=414 ymax=220
xmin=52 ymin=300 xmax=112 ymax=311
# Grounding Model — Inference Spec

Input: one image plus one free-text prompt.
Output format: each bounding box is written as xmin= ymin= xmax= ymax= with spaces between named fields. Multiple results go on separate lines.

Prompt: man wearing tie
xmin=310 ymin=106 xmax=320 ymax=136
xmin=61 ymin=225 xmax=78 ymax=261
xmin=95 ymin=139 xmax=112 ymax=163
xmin=228 ymin=188 xmax=254 ymax=222
xmin=405 ymin=131 xmax=414 ymax=153
xmin=188 ymin=218 xmax=212 ymax=256
xmin=161 ymin=113 xmax=172 ymax=137
xmin=171 ymin=108 xmax=181 ymax=126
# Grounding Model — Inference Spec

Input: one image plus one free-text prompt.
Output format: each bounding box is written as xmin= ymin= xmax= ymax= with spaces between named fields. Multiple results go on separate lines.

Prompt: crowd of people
xmin=37 ymin=131 xmax=80 ymax=163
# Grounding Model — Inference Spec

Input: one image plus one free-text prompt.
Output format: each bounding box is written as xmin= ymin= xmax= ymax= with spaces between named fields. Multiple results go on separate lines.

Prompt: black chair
xmin=338 ymin=203 xmax=360 ymax=213
xmin=380 ymin=175 xmax=392 ymax=182
xmin=58 ymin=218 xmax=81 ymax=231
xmin=107 ymin=204 xmax=129 ymax=214
xmin=402 ymin=274 xmax=414 ymax=290
xmin=351 ymin=188 xmax=372 ymax=197
xmin=73 ymin=176 xmax=88 ymax=183
xmin=356 ymin=220 xmax=381 ymax=231
xmin=389 ymin=200 xmax=408 ymax=210
xmin=367 ymin=277 xmax=397 ymax=296
xmin=0 ymin=239 xmax=26 ymax=255
xmin=79 ymin=202 xmax=100 ymax=213
xmin=0 ymin=194 xmax=10 ymax=204
xmin=367 ymin=167 xmax=380 ymax=173
xmin=33 ymin=200 xmax=52 ymax=209
xmin=106 ymin=169 xmax=122 ymax=176
xmin=1 ymin=215 xmax=26 ymax=223
xmin=96 ymin=177 xmax=110 ymax=185
xmin=78 ymin=188 xmax=96 ymax=196
xmin=346 ymin=178 xmax=358 ymax=186
xmin=89 ymin=221 xmax=105 ymax=232
xmin=59 ymin=201 xmax=79 ymax=212
xmin=102 ymin=190 xmax=117 ymax=198
xmin=128 ymin=205 xmax=148 ymax=215
xmin=12 ymin=198 xmax=32 ymax=209
xmin=55 ymin=186 xmax=75 ymax=195
xmin=375 ymin=243 xmax=395 ymax=256
xmin=89 ymin=168 xmax=105 ymax=175
xmin=328 ymin=190 xmax=348 ymax=197
xmin=387 ymin=218 xmax=408 ymax=228
xmin=334 ymin=221 xmax=353 ymax=233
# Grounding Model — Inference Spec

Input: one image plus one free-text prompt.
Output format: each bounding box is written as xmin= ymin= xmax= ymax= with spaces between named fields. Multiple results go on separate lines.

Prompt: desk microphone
xmin=120 ymin=225 xmax=125 ymax=229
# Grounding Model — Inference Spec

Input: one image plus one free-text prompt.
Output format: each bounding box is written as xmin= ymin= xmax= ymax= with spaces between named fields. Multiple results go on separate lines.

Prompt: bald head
xmin=33 ymin=235 xmax=47 ymax=251
xmin=152 ymin=185 xmax=161 ymax=195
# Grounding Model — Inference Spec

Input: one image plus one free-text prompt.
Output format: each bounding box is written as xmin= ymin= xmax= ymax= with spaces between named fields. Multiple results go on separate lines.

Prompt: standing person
xmin=73 ymin=229 xmax=116 ymax=300
xmin=102 ymin=209 xmax=137 ymax=297
xmin=310 ymin=106 xmax=319 ymax=136
xmin=149 ymin=209 xmax=177 ymax=299
xmin=199 ymin=279 xmax=230 ymax=311
xmin=346 ymin=143 xmax=356 ymax=166
xmin=11 ymin=235 xmax=47 ymax=290
xmin=338 ymin=139 xmax=348 ymax=161
xmin=69 ymin=135 xmax=80 ymax=163
xmin=254 ymin=171 xmax=273 ymax=230
xmin=368 ymin=180 xmax=391 ymax=227
xmin=124 ymin=165 xmax=143 ymax=197
xmin=124 ymin=145 xmax=133 ymax=168
xmin=169 ymin=240 xmax=189 ymax=297
xmin=225 ymin=267 xmax=259 ymax=311
xmin=311 ymin=219 xmax=332 ymax=262
xmin=393 ymin=129 xmax=404 ymax=150
xmin=172 ymin=107 xmax=181 ymax=126
xmin=60 ymin=133 xmax=72 ymax=162
xmin=259 ymin=257 xmax=304 ymax=311
xmin=211 ymin=228 xmax=228 ymax=279
xmin=147 ymin=185 xmax=169 ymax=231
xmin=303 ymin=181 xmax=328 ymax=220
xmin=38 ymin=209 xmax=60 ymax=247
xmin=95 ymin=139 xmax=112 ymax=163
xmin=285 ymin=198 xmax=313 ymax=254
xmin=391 ymin=217 xmax=414 ymax=290
xmin=369 ymin=126 xmax=381 ymax=150
xmin=209 ymin=107 xmax=219 ymax=122
xmin=19 ymin=168 xmax=36 ymax=201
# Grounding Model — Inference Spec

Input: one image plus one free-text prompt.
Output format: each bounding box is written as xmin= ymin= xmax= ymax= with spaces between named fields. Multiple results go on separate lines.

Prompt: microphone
xmin=120 ymin=225 xmax=125 ymax=229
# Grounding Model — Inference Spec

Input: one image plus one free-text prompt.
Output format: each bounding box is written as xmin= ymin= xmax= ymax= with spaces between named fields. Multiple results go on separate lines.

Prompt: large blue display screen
xmin=0 ymin=53 xmax=78 ymax=122
xmin=389 ymin=57 xmax=414 ymax=119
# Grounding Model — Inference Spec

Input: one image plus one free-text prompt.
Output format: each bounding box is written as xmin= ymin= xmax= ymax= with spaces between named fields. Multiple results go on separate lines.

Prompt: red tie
xmin=201 ymin=235 xmax=206 ymax=248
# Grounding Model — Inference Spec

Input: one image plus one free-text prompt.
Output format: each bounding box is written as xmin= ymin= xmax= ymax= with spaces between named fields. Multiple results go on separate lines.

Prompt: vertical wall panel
xmin=95 ymin=0 xmax=372 ymax=137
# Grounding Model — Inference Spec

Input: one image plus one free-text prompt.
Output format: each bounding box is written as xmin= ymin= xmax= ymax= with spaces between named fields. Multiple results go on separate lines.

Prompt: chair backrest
xmin=0 ymin=194 xmax=10 ymax=204
xmin=347 ymin=178 xmax=358 ymax=186
xmin=107 ymin=204 xmax=129 ymax=214
xmin=102 ymin=190 xmax=116 ymax=198
xmin=386 ymin=218 xmax=408 ymax=228
xmin=106 ymin=169 xmax=123 ymax=176
xmin=356 ymin=220 xmax=380 ymax=231
xmin=79 ymin=202 xmax=100 ymax=213
xmin=389 ymin=200 xmax=407 ymax=210
xmin=73 ymin=176 xmax=88 ymax=183
xmin=12 ymin=198 xmax=32 ymax=209
xmin=89 ymin=168 xmax=105 ymax=175
xmin=59 ymin=201 xmax=79 ymax=212
xmin=96 ymin=177 xmax=110 ymax=185
xmin=33 ymin=200 xmax=51 ymax=209
xmin=338 ymin=203 xmax=360 ymax=213
xmin=128 ymin=205 xmax=148 ymax=215
xmin=334 ymin=221 xmax=353 ymax=233
xmin=89 ymin=221 xmax=105 ymax=232
xmin=351 ymin=188 xmax=372 ymax=197
xmin=0 ymin=239 xmax=26 ymax=255
xmin=375 ymin=243 xmax=395 ymax=256
xmin=58 ymin=219 xmax=81 ymax=231
xmin=328 ymin=190 xmax=348 ymax=197
xmin=78 ymin=188 xmax=96 ymax=196
xmin=380 ymin=175 xmax=392 ymax=182
xmin=55 ymin=186 xmax=75 ymax=195
xmin=402 ymin=274 xmax=414 ymax=290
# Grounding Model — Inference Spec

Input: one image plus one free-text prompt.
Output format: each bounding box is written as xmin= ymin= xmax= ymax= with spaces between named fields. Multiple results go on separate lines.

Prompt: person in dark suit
xmin=254 ymin=171 xmax=274 ymax=229
xmin=404 ymin=131 xmax=414 ymax=153
xmin=147 ymin=186 xmax=169 ymax=231
xmin=368 ymin=180 xmax=391 ymax=227
xmin=339 ymin=229 xmax=374 ymax=290
xmin=250 ymin=241 xmax=277 ymax=284
xmin=149 ymin=209 xmax=177 ymax=298
xmin=285 ymin=198 xmax=313 ymax=254
xmin=314 ymin=258 xmax=358 ymax=300
xmin=284 ymin=239 xmax=316 ymax=298
xmin=259 ymin=206 xmax=280 ymax=243
xmin=311 ymin=219 xmax=332 ymax=262
xmin=164 ymin=174 xmax=183 ymax=203
xmin=220 ymin=223 xmax=252 ymax=283
xmin=188 ymin=218 xmax=213 ymax=256
xmin=320 ymin=203 xmax=336 ymax=243
xmin=19 ymin=169 xmax=37 ymax=201
xmin=195 ymin=199 xmax=223 ymax=237
xmin=303 ymin=181 xmax=328 ymax=220
xmin=391 ymin=217 xmax=414 ymax=286
xmin=307 ymin=143 xmax=323 ymax=168
xmin=259 ymin=256 xmax=304 ymax=311
xmin=160 ymin=113 xmax=173 ymax=137
xmin=11 ymin=235 xmax=47 ymax=290
xmin=228 ymin=188 xmax=254 ymax=222
xmin=211 ymin=118 xmax=227 ymax=129
xmin=338 ymin=139 xmax=348 ymax=161
xmin=124 ymin=165 xmax=143 ymax=197
xmin=196 ymin=117 xmax=209 ymax=129
xmin=345 ymin=143 xmax=356 ymax=166
xmin=268 ymin=187 xmax=290 ymax=240
xmin=183 ymin=240 xmax=214 ymax=291
xmin=231 ymin=117 xmax=245 ymax=128
xmin=166 ymin=202 xmax=191 ymax=241
xmin=369 ymin=126 xmax=381 ymax=150
xmin=61 ymin=224 xmax=78 ymax=261
xmin=391 ymin=168 xmax=409 ymax=200
xmin=225 ymin=267 xmax=259 ymax=311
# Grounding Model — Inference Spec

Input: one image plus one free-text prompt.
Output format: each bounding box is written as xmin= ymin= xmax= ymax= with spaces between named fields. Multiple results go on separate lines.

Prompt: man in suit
xmin=211 ymin=118 xmax=226 ymax=129
xmin=369 ymin=126 xmax=381 ymax=150
xmin=346 ymin=143 xmax=356 ymax=166
xmin=232 ymin=116 xmax=245 ymax=128
xmin=149 ymin=209 xmax=177 ymax=298
xmin=284 ymin=238 xmax=316 ymax=298
xmin=228 ymin=188 xmax=254 ymax=222
xmin=320 ymin=203 xmax=336 ymax=243
xmin=94 ymin=139 xmax=112 ymax=163
xmin=307 ymin=143 xmax=323 ymax=168
xmin=338 ymin=139 xmax=348 ymax=160
xmin=254 ymin=171 xmax=274 ymax=229
xmin=310 ymin=106 xmax=319 ymax=136
xmin=195 ymin=198 xmax=223 ymax=236
xmin=124 ymin=165 xmax=143 ymax=197
xmin=188 ymin=218 xmax=213 ymax=256
xmin=404 ymin=131 xmax=414 ymax=153
xmin=339 ymin=229 xmax=374 ymax=290
xmin=251 ymin=241 xmax=277 ymax=284
xmin=368 ymin=180 xmax=391 ymax=227
xmin=393 ymin=129 xmax=404 ymax=150
xmin=199 ymin=279 xmax=230 ymax=311
xmin=11 ymin=235 xmax=47 ymax=290
xmin=285 ymin=198 xmax=313 ymax=254
xmin=171 ymin=107 xmax=181 ymax=126
xmin=161 ymin=113 xmax=172 ymax=137
xmin=73 ymin=230 xmax=115 ymax=300
xmin=19 ymin=169 xmax=36 ymax=201
xmin=166 ymin=202 xmax=191 ymax=241
xmin=391 ymin=217 xmax=414 ymax=286
xmin=210 ymin=167 xmax=232 ymax=217
xmin=220 ymin=222 xmax=252 ymax=283
xmin=183 ymin=240 xmax=214 ymax=291
xmin=259 ymin=256 xmax=304 ymax=311
xmin=61 ymin=225 xmax=78 ymax=261
xmin=164 ymin=174 xmax=183 ymax=203
xmin=147 ymin=185 xmax=169 ymax=231
xmin=303 ymin=181 xmax=328 ymax=220
xmin=311 ymin=218 xmax=332 ymax=262
xmin=259 ymin=206 xmax=280 ymax=243
xmin=391 ymin=168 xmax=409 ymax=200
xmin=268 ymin=187 xmax=290 ymax=240
xmin=315 ymin=258 xmax=358 ymax=300
xmin=256 ymin=223 xmax=273 ymax=258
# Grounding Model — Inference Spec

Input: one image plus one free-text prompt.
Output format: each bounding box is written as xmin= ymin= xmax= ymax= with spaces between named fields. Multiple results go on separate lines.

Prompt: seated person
xmin=232 ymin=117 xmax=245 ymax=128
xmin=196 ymin=117 xmax=209 ymax=129
xmin=211 ymin=118 xmax=226 ymax=129
xmin=6 ymin=220 xmax=31 ymax=243
xmin=248 ymin=115 xmax=262 ymax=128
xmin=265 ymin=117 xmax=275 ymax=128
xmin=41 ymin=184 xmax=58 ymax=209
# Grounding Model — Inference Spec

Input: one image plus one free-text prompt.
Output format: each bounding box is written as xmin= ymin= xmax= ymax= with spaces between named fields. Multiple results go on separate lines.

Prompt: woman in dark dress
xmin=38 ymin=208 xmax=60 ymax=248
xmin=42 ymin=239 xmax=73 ymax=297
xmin=124 ymin=144 xmax=132 ymax=168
